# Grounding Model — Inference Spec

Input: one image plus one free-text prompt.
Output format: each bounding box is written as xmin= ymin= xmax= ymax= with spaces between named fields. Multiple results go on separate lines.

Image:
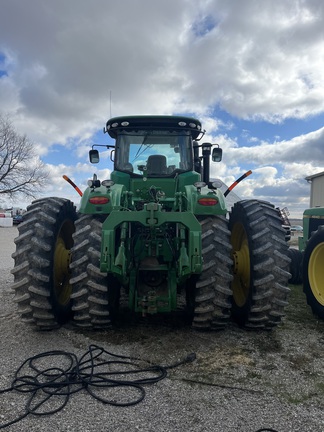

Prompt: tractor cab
xmin=114 ymin=129 xmax=192 ymax=178
xmin=105 ymin=115 xmax=203 ymax=178
xmin=90 ymin=115 xmax=223 ymax=186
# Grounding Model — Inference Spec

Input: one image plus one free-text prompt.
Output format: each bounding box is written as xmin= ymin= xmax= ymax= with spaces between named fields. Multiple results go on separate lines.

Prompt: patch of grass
xmin=279 ymin=385 xmax=324 ymax=405
xmin=281 ymin=353 xmax=312 ymax=370
xmin=245 ymin=370 xmax=263 ymax=380
xmin=315 ymin=382 xmax=324 ymax=394
xmin=253 ymin=333 xmax=282 ymax=354
xmin=196 ymin=347 xmax=255 ymax=374
xmin=282 ymin=283 xmax=324 ymax=337
xmin=285 ymin=284 xmax=316 ymax=327
xmin=282 ymin=394 xmax=307 ymax=404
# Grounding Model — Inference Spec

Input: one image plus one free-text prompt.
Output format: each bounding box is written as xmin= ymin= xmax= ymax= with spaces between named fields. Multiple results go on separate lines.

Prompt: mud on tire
xmin=11 ymin=198 xmax=77 ymax=329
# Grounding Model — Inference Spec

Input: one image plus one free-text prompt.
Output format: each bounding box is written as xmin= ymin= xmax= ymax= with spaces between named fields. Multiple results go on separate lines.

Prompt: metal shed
xmin=305 ymin=171 xmax=324 ymax=207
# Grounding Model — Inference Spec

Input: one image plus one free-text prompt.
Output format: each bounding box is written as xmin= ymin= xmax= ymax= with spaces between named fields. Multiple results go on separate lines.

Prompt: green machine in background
xmin=295 ymin=207 xmax=324 ymax=319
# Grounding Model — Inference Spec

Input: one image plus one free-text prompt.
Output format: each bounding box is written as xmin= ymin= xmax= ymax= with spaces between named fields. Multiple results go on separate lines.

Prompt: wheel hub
xmin=231 ymin=223 xmax=251 ymax=308
xmin=309 ymin=242 xmax=324 ymax=306
xmin=54 ymin=236 xmax=72 ymax=306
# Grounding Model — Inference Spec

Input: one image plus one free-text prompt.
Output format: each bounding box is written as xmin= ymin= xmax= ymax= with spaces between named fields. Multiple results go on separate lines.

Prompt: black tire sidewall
xmin=287 ymin=248 xmax=303 ymax=285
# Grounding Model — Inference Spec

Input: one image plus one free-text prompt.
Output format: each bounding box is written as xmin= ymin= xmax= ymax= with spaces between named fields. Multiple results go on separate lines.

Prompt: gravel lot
xmin=1 ymin=226 xmax=324 ymax=432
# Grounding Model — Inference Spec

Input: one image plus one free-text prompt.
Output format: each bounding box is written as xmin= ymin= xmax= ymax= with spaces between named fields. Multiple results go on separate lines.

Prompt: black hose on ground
xmin=0 ymin=345 xmax=280 ymax=432
xmin=0 ymin=344 xmax=195 ymax=429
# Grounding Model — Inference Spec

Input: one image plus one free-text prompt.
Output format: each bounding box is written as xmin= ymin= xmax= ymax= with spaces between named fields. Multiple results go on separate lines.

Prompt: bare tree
xmin=0 ymin=115 xmax=48 ymax=199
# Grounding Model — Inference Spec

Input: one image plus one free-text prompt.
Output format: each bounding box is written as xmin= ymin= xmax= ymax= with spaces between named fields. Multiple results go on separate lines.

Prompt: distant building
xmin=305 ymin=171 xmax=324 ymax=208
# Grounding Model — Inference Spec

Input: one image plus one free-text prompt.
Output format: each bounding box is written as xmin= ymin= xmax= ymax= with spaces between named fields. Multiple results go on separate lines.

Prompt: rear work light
xmin=198 ymin=197 xmax=218 ymax=206
xmin=89 ymin=197 xmax=109 ymax=205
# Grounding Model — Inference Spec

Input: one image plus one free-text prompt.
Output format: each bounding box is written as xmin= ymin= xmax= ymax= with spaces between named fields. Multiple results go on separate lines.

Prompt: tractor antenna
xmin=110 ymin=90 xmax=112 ymax=118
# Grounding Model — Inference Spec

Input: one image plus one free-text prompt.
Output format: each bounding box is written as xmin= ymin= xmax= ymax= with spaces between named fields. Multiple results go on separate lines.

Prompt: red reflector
xmin=198 ymin=198 xmax=218 ymax=206
xmin=89 ymin=197 xmax=109 ymax=205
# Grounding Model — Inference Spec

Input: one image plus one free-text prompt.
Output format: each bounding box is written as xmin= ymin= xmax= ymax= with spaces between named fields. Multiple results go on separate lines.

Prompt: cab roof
xmin=105 ymin=115 xmax=203 ymax=139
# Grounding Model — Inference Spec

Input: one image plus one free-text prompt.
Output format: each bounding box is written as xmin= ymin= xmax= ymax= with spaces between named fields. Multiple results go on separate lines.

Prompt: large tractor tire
xmin=287 ymin=247 xmax=303 ymax=285
xmin=70 ymin=214 xmax=120 ymax=329
xmin=303 ymin=226 xmax=324 ymax=319
xmin=192 ymin=215 xmax=233 ymax=330
xmin=11 ymin=198 xmax=77 ymax=329
xmin=229 ymin=200 xmax=291 ymax=329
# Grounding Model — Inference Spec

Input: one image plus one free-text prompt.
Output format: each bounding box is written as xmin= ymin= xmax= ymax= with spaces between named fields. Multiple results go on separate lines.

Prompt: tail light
xmin=89 ymin=197 xmax=109 ymax=205
xmin=198 ymin=197 xmax=218 ymax=206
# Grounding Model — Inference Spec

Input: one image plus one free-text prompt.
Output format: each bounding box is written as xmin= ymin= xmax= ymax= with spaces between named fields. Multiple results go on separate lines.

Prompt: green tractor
xmin=288 ymin=207 xmax=324 ymax=319
xmin=11 ymin=115 xmax=291 ymax=330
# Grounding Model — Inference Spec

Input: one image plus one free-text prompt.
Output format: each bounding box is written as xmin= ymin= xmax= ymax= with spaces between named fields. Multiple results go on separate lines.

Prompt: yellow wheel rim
xmin=231 ymin=222 xmax=251 ymax=307
xmin=308 ymin=242 xmax=324 ymax=306
xmin=53 ymin=220 xmax=74 ymax=306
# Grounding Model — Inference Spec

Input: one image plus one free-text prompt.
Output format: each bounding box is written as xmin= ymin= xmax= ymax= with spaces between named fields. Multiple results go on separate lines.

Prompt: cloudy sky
xmin=1 ymin=0 xmax=324 ymax=217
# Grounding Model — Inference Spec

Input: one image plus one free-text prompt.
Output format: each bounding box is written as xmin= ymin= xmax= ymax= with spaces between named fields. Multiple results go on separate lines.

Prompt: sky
xmin=0 ymin=0 xmax=324 ymax=218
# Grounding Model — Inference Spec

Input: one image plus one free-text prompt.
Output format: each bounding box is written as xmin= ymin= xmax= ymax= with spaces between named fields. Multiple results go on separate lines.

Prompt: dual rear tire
xmin=11 ymin=198 xmax=77 ymax=329
xmin=229 ymin=200 xmax=291 ymax=328
xmin=11 ymin=198 xmax=291 ymax=330
xmin=11 ymin=200 xmax=118 ymax=330
xmin=192 ymin=200 xmax=291 ymax=330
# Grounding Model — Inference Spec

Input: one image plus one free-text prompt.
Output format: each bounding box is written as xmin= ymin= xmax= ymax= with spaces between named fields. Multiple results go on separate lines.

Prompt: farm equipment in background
xmin=11 ymin=115 xmax=291 ymax=330
xmin=278 ymin=207 xmax=303 ymax=285
xmin=278 ymin=207 xmax=291 ymax=243
xmin=289 ymin=207 xmax=324 ymax=320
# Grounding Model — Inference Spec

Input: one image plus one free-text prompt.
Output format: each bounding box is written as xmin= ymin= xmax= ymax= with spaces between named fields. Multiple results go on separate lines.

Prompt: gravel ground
xmin=1 ymin=226 xmax=324 ymax=432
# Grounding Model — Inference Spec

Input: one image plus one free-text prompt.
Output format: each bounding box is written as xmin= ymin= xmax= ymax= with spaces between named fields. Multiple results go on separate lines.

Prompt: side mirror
xmin=212 ymin=146 xmax=222 ymax=162
xmin=89 ymin=149 xmax=100 ymax=164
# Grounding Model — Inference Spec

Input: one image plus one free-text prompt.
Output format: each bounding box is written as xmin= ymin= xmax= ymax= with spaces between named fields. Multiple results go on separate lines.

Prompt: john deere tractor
xmin=288 ymin=207 xmax=324 ymax=320
xmin=11 ymin=115 xmax=291 ymax=330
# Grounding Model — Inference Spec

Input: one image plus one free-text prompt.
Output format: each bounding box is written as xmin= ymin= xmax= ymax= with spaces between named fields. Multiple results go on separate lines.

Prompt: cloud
xmin=1 ymin=0 xmax=324 ymax=217
xmin=222 ymin=126 xmax=324 ymax=169
xmin=1 ymin=0 xmax=324 ymax=136
xmin=207 ymin=124 xmax=323 ymax=215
